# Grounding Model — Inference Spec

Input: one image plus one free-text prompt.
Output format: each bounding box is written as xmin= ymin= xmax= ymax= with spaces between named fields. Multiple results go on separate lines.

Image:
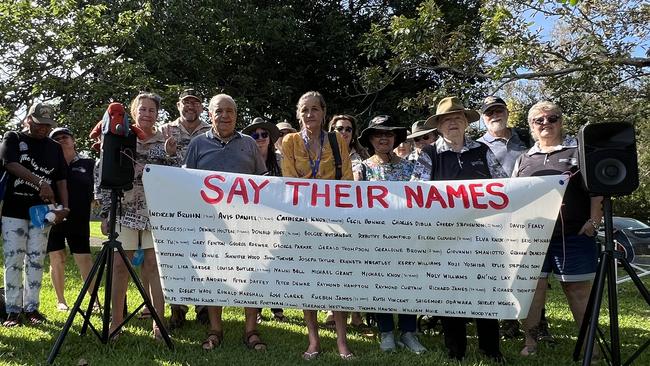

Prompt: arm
xmin=281 ymin=134 xmax=298 ymax=178
xmin=337 ymin=133 xmax=353 ymax=180
xmin=53 ymin=179 xmax=70 ymax=224
xmin=578 ymin=196 xmax=604 ymax=237
xmin=5 ymin=162 xmax=56 ymax=203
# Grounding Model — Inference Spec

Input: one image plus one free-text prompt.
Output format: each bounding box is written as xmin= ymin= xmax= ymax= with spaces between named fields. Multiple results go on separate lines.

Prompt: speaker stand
xmin=573 ymin=197 xmax=650 ymax=365
xmin=47 ymin=189 xmax=173 ymax=364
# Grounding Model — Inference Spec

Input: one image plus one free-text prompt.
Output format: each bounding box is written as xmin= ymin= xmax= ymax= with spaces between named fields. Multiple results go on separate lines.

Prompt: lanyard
xmin=301 ymin=130 xmax=324 ymax=178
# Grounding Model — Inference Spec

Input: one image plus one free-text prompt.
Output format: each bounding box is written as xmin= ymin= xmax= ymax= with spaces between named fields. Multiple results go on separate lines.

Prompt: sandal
xmin=57 ymin=303 xmax=69 ymax=311
xmin=202 ymin=330 xmax=223 ymax=350
xmin=243 ymin=330 xmax=267 ymax=351
xmin=302 ymin=351 xmax=320 ymax=361
xmin=2 ymin=313 xmax=22 ymax=327
xmin=340 ymin=352 xmax=355 ymax=360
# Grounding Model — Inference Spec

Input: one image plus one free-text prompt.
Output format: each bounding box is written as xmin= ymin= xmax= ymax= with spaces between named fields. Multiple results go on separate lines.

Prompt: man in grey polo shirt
xmin=161 ymin=89 xmax=212 ymax=329
xmin=477 ymin=96 xmax=531 ymax=178
xmin=184 ymin=94 xmax=267 ymax=351
xmin=477 ymin=96 xmax=554 ymax=342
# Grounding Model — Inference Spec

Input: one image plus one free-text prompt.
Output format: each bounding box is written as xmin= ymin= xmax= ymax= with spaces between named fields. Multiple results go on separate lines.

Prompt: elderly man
xmin=477 ymin=96 xmax=554 ymax=341
xmin=477 ymin=96 xmax=531 ymax=178
xmin=1 ymin=103 xmax=69 ymax=326
xmin=184 ymin=94 xmax=267 ymax=351
xmin=160 ymin=88 xmax=211 ymax=329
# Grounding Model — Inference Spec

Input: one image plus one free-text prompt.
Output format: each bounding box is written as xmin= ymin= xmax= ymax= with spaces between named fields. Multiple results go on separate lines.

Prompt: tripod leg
xmin=114 ymin=245 xmax=173 ymax=349
xmin=80 ymin=246 xmax=108 ymax=336
xmin=47 ymin=244 xmax=110 ymax=364
xmin=619 ymin=259 xmax=650 ymax=305
xmin=606 ymin=252 xmax=621 ymax=365
xmin=574 ymin=251 xmax=608 ymax=364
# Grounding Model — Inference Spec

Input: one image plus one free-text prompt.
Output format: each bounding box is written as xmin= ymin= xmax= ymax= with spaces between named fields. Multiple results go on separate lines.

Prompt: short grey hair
xmin=208 ymin=94 xmax=237 ymax=113
xmin=527 ymin=101 xmax=562 ymax=123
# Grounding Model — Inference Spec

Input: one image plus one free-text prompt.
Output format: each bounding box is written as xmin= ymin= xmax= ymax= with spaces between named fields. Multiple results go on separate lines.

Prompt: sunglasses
xmin=532 ymin=115 xmax=561 ymax=125
xmin=251 ymin=132 xmax=269 ymax=140
xmin=335 ymin=126 xmax=353 ymax=133
xmin=484 ymin=107 xmax=506 ymax=117
xmin=414 ymin=134 xmax=432 ymax=143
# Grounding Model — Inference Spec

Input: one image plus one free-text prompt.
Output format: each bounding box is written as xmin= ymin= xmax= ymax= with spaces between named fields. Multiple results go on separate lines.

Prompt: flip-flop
xmin=302 ymin=351 xmax=320 ymax=361
xmin=57 ymin=303 xmax=69 ymax=312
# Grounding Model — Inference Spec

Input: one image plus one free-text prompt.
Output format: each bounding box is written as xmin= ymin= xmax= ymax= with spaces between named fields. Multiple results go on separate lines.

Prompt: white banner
xmin=142 ymin=165 xmax=567 ymax=319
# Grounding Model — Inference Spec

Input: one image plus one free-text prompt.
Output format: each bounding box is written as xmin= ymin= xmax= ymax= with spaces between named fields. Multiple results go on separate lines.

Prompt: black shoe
xmin=24 ymin=310 xmax=47 ymax=325
xmin=2 ymin=312 xmax=22 ymax=327
xmin=536 ymin=320 xmax=556 ymax=343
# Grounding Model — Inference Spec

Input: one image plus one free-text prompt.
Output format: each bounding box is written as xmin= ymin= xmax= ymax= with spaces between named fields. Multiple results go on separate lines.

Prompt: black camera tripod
xmin=47 ymin=189 xmax=173 ymax=364
xmin=574 ymin=197 xmax=650 ymax=365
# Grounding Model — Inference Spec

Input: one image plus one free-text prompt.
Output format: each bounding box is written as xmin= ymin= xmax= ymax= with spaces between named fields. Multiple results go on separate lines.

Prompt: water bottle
xmin=29 ymin=204 xmax=62 ymax=229
xmin=132 ymin=248 xmax=145 ymax=266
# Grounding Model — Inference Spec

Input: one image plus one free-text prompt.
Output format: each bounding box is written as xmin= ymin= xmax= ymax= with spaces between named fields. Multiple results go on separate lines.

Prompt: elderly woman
xmin=411 ymin=97 xmax=503 ymax=362
xmin=282 ymin=91 xmax=354 ymax=360
xmin=513 ymin=101 xmax=602 ymax=357
xmin=355 ymin=115 xmax=427 ymax=354
xmin=99 ymin=92 xmax=174 ymax=340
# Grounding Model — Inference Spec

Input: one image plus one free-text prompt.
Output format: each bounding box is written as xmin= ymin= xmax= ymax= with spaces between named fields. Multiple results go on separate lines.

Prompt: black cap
xmin=179 ymin=88 xmax=201 ymax=102
xmin=480 ymin=96 xmax=507 ymax=113
xmin=359 ymin=115 xmax=407 ymax=149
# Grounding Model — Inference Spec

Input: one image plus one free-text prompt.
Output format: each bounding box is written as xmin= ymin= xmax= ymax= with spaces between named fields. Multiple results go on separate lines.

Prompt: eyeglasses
xmin=484 ymin=107 xmax=506 ymax=117
xmin=414 ymin=134 xmax=432 ymax=143
xmin=532 ymin=115 xmax=561 ymax=125
xmin=251 ymin=132 xmax=269 ymax=140
xmin=335 ymin=126 xmax=353 ymax=133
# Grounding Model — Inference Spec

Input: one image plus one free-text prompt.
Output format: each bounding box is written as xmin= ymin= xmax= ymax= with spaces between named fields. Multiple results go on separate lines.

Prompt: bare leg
xmin=208 ymin=306 xmax=223 ymax=333
xmin=521 ymin=278 xmax=548 ymax=355
xmin=143 ymin=248 xmax=164 ymax=332
xmin=562 ymin=281 xmax=598 ymax=359
xmin=48 ymin=250 xmax=67 ymax=306
xmin=72 ymin=253 xmax=95 ymax=297
xmin=334 ymin=311 xmax=352 ymax=356
xmin=244 ymin=307 xmax=265 ymax=349
xmin=304 ymin=310 xmax=321 ymax=354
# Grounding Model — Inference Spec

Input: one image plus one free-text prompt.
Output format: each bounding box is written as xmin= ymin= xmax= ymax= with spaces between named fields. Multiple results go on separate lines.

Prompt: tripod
xmin=574 ymin=197 xmax=650 ymax=366
xmin=47 ymin=189 xmax=173 ymax=364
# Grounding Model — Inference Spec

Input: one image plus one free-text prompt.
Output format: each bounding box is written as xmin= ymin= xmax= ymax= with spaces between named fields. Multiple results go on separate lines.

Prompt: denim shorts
xmin=540 ymin=234 xmax=598 ymax=282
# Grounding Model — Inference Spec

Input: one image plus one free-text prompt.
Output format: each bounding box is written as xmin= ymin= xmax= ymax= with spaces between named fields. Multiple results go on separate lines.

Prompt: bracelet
xmin=587 ymin=218 xmax=600 ymax=231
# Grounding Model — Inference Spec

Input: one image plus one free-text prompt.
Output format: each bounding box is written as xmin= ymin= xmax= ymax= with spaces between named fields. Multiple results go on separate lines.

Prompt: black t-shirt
xmin=1 ymin=131 xmax=67 ymax=219
xmin=62 ymin=157 xmax=94 ymax=225
xmin=514 ymin=146 xmax=591 ymax=239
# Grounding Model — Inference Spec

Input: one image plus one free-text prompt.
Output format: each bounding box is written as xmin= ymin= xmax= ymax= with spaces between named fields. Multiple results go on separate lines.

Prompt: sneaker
xmin=379 ymin=331 xmax=396 ymax=352
xmin=398 ymin=332 xmax=427 ymax=354
xmin=500 ymin=319 xmax=522 ymax=339
xmin=24 ymin=310 xmax=47 ymax=325
xmin=2 ymin=312 xmax=22 ymax=327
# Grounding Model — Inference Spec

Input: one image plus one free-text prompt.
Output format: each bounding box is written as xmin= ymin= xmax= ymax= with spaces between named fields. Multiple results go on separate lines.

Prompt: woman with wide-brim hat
xmin=406 ymin=120 xmax=437 ymax=162
xmin=356 ymin=116 xmax=427 ymax=354
xmin=411 ymin=96 xmax=504 ymax=362
xmin=242 ymin=117 xmax=282 ymax=177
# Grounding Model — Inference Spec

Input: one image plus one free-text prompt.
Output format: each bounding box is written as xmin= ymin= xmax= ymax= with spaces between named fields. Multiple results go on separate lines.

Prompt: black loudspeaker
xmin=99 ymin=132 xmax=136 ymax=190
xmin=578 ymin=122 xmax=638 ymax=196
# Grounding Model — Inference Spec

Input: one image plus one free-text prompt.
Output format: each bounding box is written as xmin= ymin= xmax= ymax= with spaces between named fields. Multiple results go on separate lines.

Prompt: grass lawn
xmin=0 ymin=229 xmax=649 ymax=365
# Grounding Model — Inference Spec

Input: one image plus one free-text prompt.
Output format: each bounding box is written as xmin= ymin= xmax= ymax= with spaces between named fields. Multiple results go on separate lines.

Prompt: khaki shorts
xmin=114 ymin=226 xmax=154 ymax=251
